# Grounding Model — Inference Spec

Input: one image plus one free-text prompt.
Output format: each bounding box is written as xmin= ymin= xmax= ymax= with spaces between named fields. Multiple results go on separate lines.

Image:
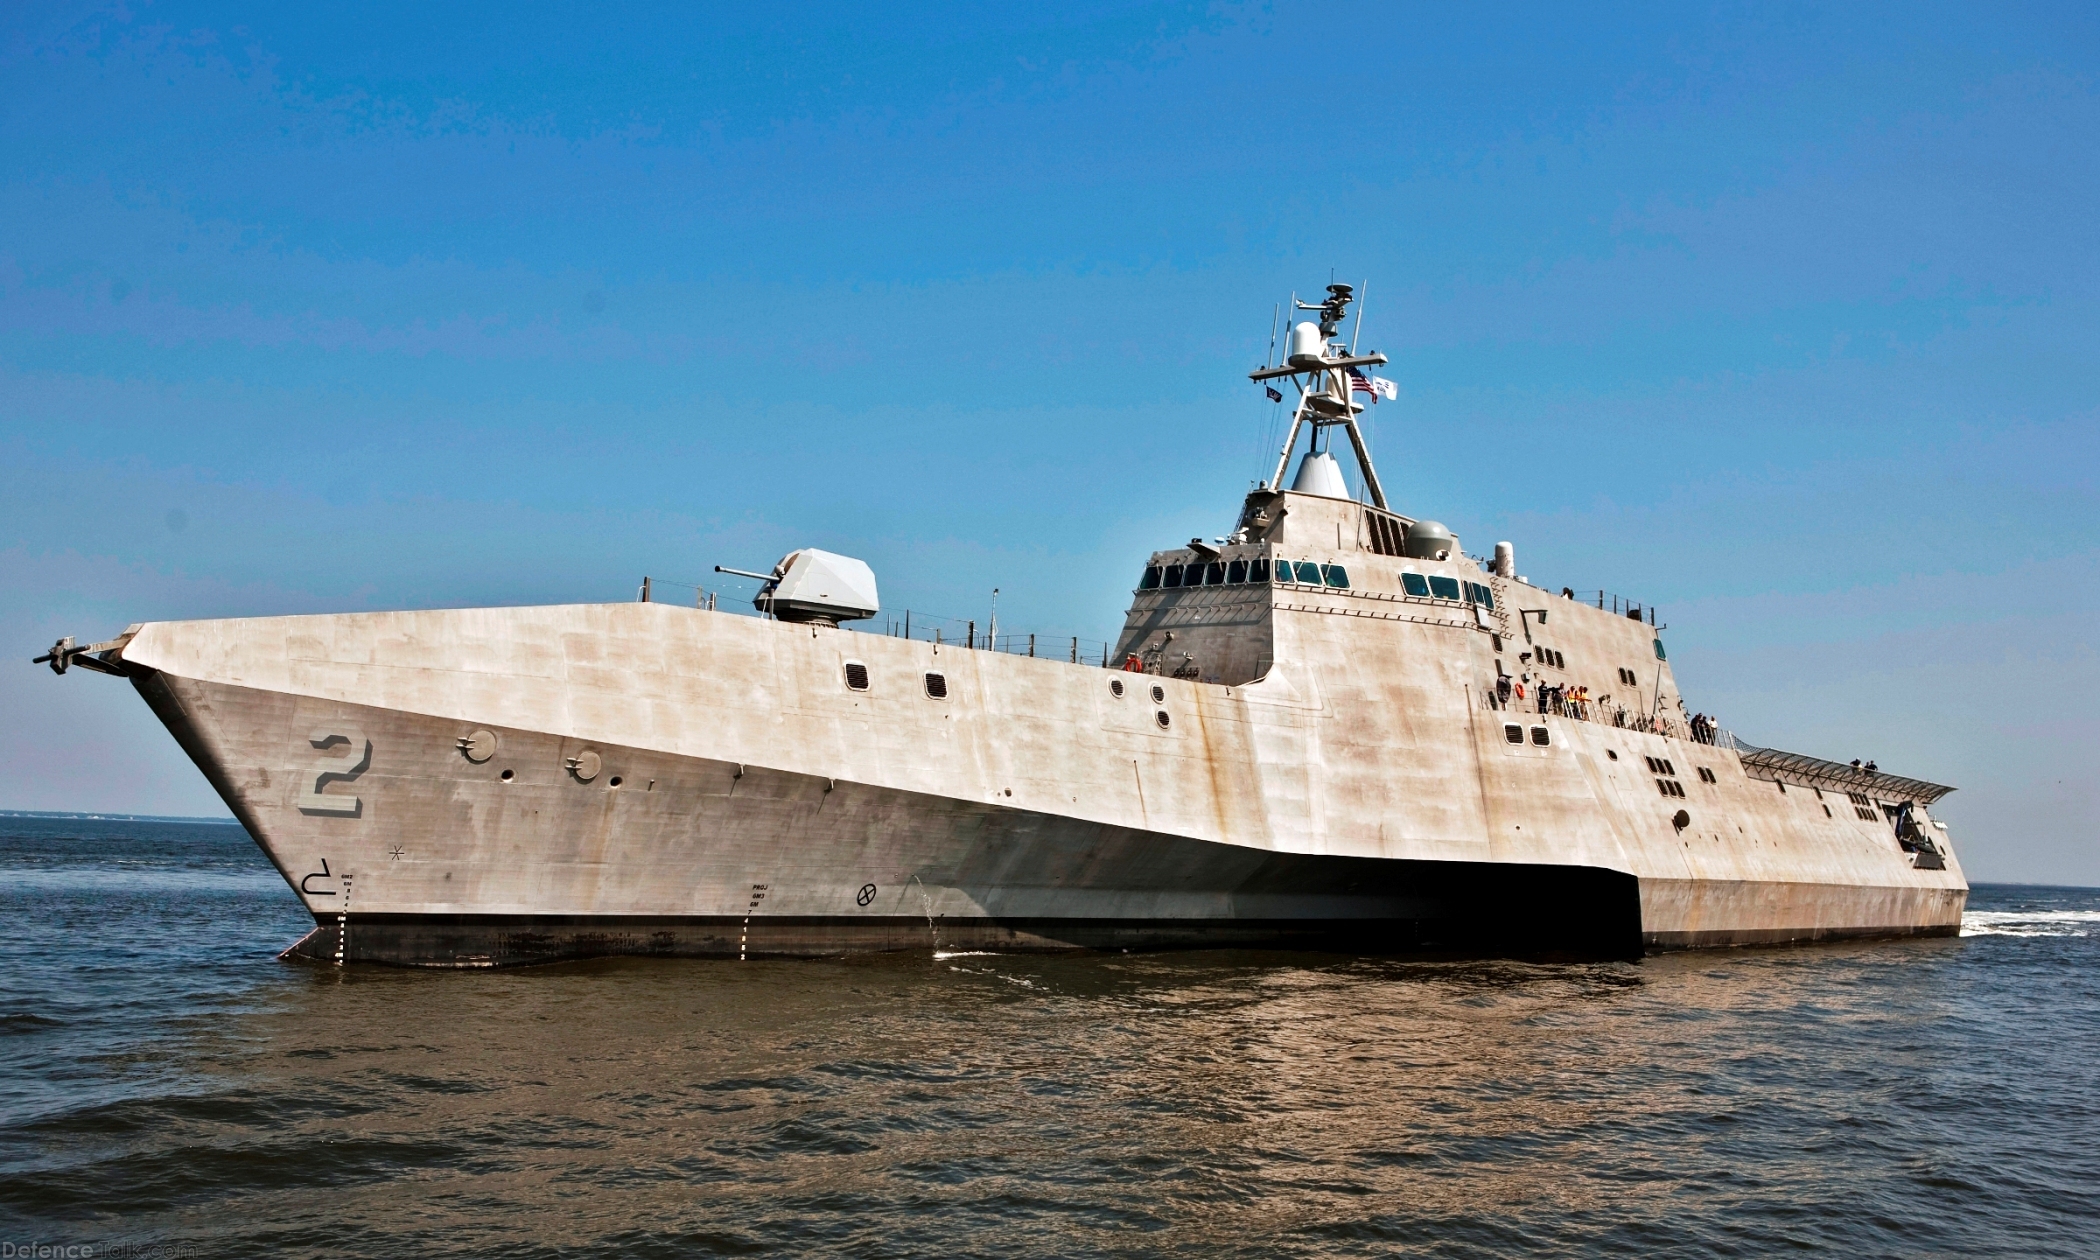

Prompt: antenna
xmin=1349 ymin=279 xmax=1367 ymax=354
xmin=1265 ymin=302 xmax=1279 ymax=368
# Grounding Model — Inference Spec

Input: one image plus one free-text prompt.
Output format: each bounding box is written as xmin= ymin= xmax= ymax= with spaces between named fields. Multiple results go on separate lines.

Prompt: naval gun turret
xmin=716 ymin=548 xmax=880 ymax=626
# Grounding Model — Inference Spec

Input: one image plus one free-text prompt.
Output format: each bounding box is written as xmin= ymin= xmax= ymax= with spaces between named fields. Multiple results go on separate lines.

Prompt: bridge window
xmin=1140 ymin=566 xmax=1162 ymax=590
xmin=1429 ymin=575 xmax=1462 ymax=601
xmin=1227 ymin=560 xmax=1248 ymax=583
xmin=1290 ymin=561 xmax=1320 ymax=584
xmin=1163 ymin=564 xmax=1184 ymax=588
xmin=1206 ymin=562 xmax=1226 ymax=585
xmin=1321 ymin=564 xmax=1349 ymax=588
xmin=1402 ymin=572 xmax=1430 ymax=597
xmin=1251 ymin=558 xmax=1271 ymax=582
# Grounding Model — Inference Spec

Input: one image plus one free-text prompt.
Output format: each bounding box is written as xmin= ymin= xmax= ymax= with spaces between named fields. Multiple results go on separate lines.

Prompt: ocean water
xmin=1 ymin=815 xmax=2094 ymax=1258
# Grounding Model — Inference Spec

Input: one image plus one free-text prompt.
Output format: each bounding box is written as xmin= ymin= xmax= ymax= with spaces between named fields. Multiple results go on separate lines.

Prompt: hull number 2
xmin=298 ymin=728 xmax=371 ymax=816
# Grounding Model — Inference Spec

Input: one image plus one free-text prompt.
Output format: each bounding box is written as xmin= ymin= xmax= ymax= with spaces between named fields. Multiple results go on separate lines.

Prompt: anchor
xmin=31 ymin=636 xmax=131 ymax=677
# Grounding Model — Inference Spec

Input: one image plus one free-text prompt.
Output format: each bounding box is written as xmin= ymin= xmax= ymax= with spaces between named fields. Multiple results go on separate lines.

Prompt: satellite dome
xmin=1403 ymin=520 xmax=1455 ymax=560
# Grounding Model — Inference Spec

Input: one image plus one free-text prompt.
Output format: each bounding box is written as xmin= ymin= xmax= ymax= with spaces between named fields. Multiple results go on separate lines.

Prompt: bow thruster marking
xmin=300 ymin=857 xmax=337 ymax=896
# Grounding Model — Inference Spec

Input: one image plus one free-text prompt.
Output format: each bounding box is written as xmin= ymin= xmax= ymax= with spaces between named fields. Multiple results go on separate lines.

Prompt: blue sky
xmin=5 ymin=2 xmax=2096 ymax=882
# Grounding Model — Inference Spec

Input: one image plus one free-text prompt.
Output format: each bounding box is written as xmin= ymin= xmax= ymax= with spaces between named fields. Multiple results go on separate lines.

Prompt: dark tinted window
xmin=1321 ymin=564 xmax=1349 ymax=589
xmin=1206 ymin=562 xmax=1226 ymax=585
xmin=924 ymin=672 xmax=948 ymax=699
xmin=1402 ymin=572 xmax=1430 ymax=597
xmin=1429 ymin=575 xmax=1462 ymax=600
xmin=1475 ymin=584 xmax=1495 ymax=611
xmin=1163 ymin=564 xmax=1184 ymax=588
xmin=1227 ymin=560 xmax=1248 ymax=583
xmin=1294 ymin=561 xmax=1322 ymax=583
xmin=1531 ymin=726 xmax=1550 ymax=746
xmin=1139 ymin=566 xmax=1162 ymax=590
xmin=1504 ymin=724 xmax=1524 ymax=744
xmin=844 ymin=662 xmax=869 ymax=691
xmin=1251 ymin=557 xmax=1271 ymax=582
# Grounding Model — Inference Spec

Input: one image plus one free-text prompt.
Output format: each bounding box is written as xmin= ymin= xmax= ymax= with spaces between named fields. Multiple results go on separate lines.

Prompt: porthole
xmin=608 ymin=776 xmax=623 ymax=788
xmin=1110 ymin=678 xmax=1125 ymax=698
xmin=924 ymin=672 xmax=948 ymax=699
xmin=1530 ymin=726 xmax=1550 ymax=747
xmin=1151 ymin=685 xmax=1165 ymax=703
xmin=500 ymin=769 xmax=514 ymax=782
xmin=1504 ymin=723 xmax=1524 ymax=745
xmin=1156 ymin=711 xmax=1171 ymax=729
xmin=843 ymin=661 xmax=869 ymax=691
xmin=1606 ymin=749 xmax=1619 ymax=761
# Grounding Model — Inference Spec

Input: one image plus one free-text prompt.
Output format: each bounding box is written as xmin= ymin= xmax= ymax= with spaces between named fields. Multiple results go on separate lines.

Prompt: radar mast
xmin=1249 ymin=282 xmax=1390 ymax=509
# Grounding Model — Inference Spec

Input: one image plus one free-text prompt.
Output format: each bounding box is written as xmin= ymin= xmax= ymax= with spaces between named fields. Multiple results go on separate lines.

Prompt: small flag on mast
xmin=1349 ymin=368 xmax=1398 ymax=402
xmin=1265 ymin=385 xmax=1283 ymax=403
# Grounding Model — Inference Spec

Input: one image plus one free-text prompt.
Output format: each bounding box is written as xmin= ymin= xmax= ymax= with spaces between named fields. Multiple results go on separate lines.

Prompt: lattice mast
xmin=1250 ymin=283 xmax=1390 ymax=509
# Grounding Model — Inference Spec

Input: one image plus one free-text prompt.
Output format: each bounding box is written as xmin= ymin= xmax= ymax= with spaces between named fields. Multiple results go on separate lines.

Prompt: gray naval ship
xmin=37 ymin=283 xmax=1966 ymax=965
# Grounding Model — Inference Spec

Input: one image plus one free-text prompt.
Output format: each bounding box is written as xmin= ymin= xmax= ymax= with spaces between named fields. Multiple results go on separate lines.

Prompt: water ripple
xmin=1 ymin=820 xmax=2096 ymax=1257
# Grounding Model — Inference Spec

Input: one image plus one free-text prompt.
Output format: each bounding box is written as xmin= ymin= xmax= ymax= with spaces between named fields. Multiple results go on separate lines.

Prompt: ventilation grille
xmin=1367 ymin=510 xmax=1407 ymax=557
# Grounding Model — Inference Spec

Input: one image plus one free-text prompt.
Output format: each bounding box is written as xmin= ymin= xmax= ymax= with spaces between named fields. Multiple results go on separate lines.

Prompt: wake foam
xmin=1961 ymin=909 xmax=2100 ymax=938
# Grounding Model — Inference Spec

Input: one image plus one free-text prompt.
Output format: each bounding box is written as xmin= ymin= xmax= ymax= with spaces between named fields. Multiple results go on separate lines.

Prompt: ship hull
xmin=134 ymin=669 xmax=1647 ymax=965
xmin=114 ymin=599 xmax=1967 ymax=967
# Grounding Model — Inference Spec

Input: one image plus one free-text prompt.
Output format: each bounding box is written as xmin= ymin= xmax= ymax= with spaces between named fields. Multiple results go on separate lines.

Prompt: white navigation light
xmin=755 ymin=549 xmax=880 ymax=625
xmin=1290 ymin=450 xmax=1350 ymax=499
xmin=1286 ymin=320 xmax=1326 ymax=367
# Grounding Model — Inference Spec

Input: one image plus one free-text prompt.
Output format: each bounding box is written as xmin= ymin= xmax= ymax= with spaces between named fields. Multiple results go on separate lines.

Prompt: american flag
xmin=1350 ymin=368 xmax=1398 ymax=402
